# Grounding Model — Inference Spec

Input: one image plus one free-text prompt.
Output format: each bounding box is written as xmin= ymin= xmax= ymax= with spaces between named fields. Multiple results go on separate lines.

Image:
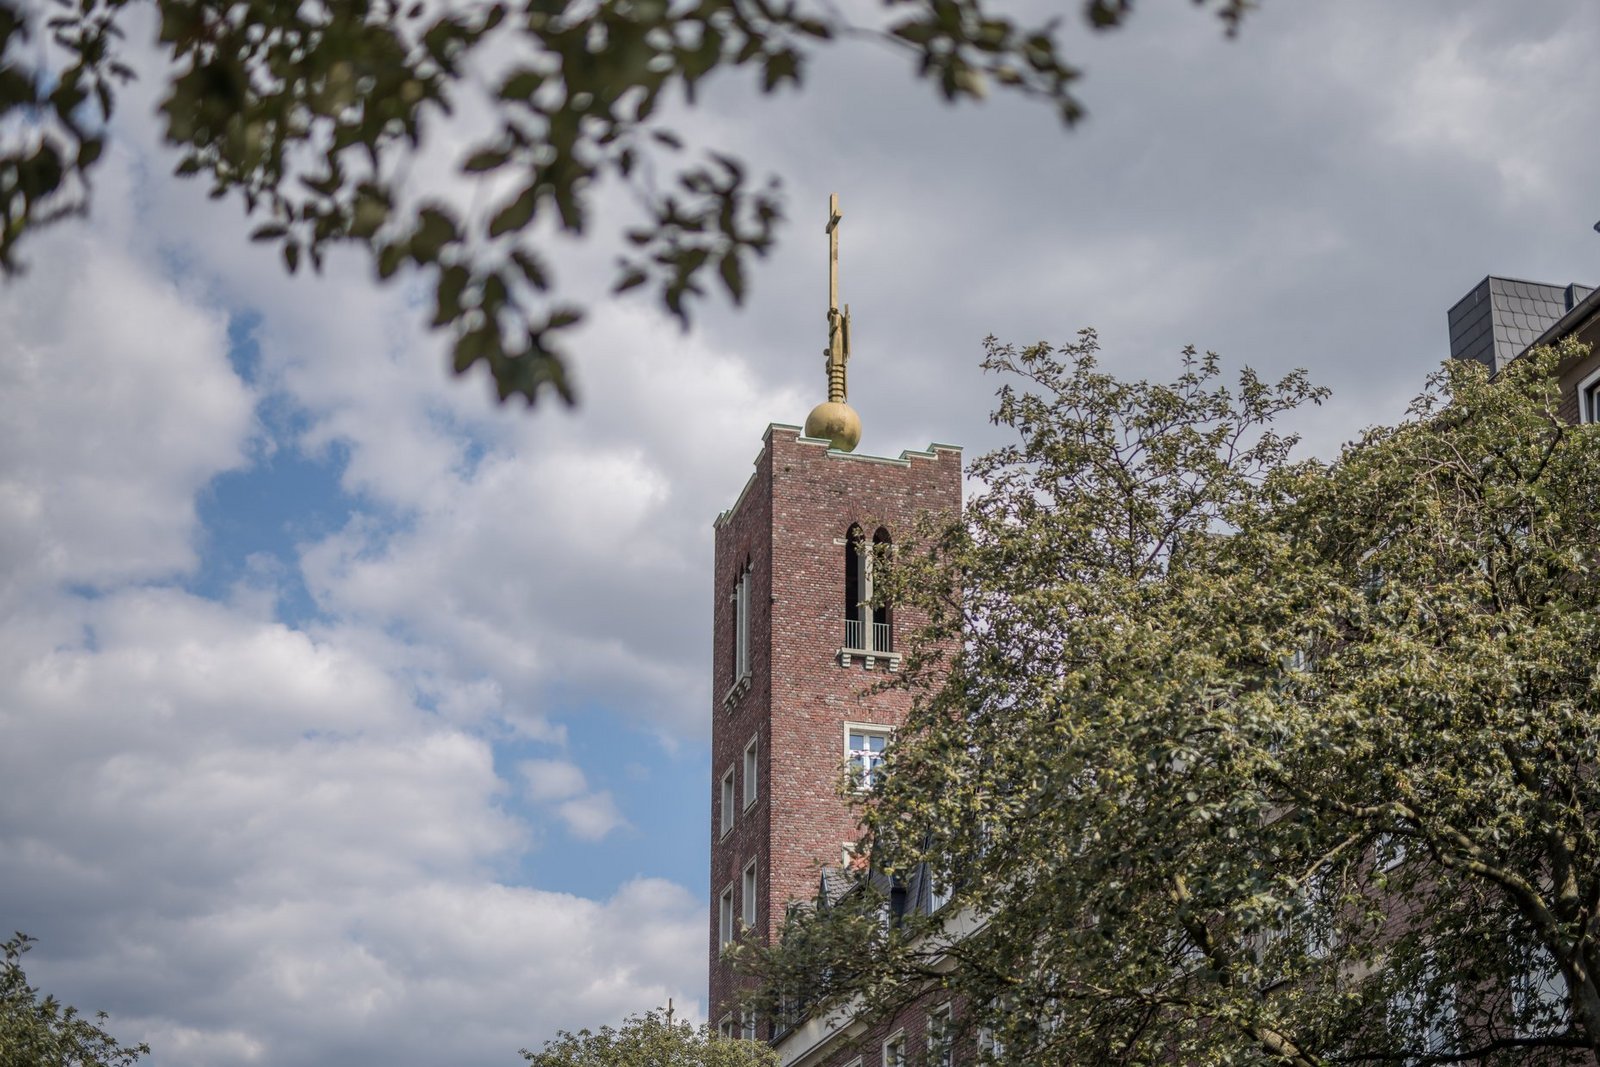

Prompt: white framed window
xmin=845 ymin=723 xmax=891 ymax=790
xmin=720 ymin=768 xmax=736 ymax=837
xmin=978 ymin=1026 xmax=1005 ymax=1061
xmin=719 ymin=885 xmax=735 ymax=947
xmin=926 ymin=1003 xmax=953 ymax=1067
xmin=929 ymin=875 xmax=952 ymax=913
xmin=1579 ymin=365 xmax=1600 ymax=424
xmin=742 ymin=859 xmax=758 ymax=930
xmin=882 ymin=1029 xmax=906 ymax=1067
xmin=732 ymin=561 xmax=752 ymax=682
xmin=741 ymin=1007 xmax=757 ymax=1041
xmin=743 ymin=736 xmax=759 ymax=809
xmin=718 ymin=1014 xmax=736 ymax=1040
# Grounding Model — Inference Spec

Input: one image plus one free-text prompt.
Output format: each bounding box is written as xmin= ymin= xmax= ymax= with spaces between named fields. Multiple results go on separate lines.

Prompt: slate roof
xmin=1448 ymin=276 xmax=1596 ymax=374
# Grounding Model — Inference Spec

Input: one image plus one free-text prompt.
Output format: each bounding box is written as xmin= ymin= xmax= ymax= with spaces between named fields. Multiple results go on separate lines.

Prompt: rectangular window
xmin=846 ymin=724 xmax=890 ymax=790
xmin=719 ymin=885 xmax=734 ymax=947
xmin=742 ymin=860 xmax=758 ymax=930
xmin=718 ymin=1015 xmax=736 ymax=1040
xmin=720 ymin=768 xmax=735 ymax=837
xmin=882 ymin=1031 xmax=906 ymax=1067
xmin=927 ymin=1004 xmax=953 ymax=1067
xmin=743 ymin=737 xmax=759 ymax=809
xmin=741 ymin=1007 xmax=757 ymax=1042
xmin=978 ymin=1027 xmax=1005 ymax=1061
xmin=929 ymin=876 xmax=952 ymax=913
xmin=1580 ymin=368 xmax=1600 ymax=424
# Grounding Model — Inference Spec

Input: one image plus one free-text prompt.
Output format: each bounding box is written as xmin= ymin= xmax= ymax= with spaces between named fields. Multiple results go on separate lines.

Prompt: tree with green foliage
xmin=1 ymin=934 xmax=148 ymax=1067
xmin=741 ymin=334 xmax=1600 ymax=1064
xmin=0 ymin=0 xmax=1251 ymax=403
xmin=523 ymin=1006 xmax=779 ymax=1067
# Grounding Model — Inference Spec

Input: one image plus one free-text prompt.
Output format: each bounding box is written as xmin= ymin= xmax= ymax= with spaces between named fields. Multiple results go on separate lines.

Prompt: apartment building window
xmin=718 ymin=1015 xmax=736 ymax=1040
xmin=846 ymin=724 xmax=890 ymax=790
xmin=927 ymin=1004 xmax=953 ymax=1067
xmin=742 ymin=860 xmax=758 ymax=930
xmin=1512 ymin=946 xmax=1566 ymax=1039
xmin=741 ymin=1007 xmax=757 ymax=1042
xmin=720 ymin=768 xmax=735 ymax=837
xmin=882 ymin=1030 xmax=906 ymax=1067
xmin=719 ymin=885 xmax=734 ymax=947
xmin=929 ymin=875 xmax=952 ymax=913
xmin=743 ymin=737 xmax=759 ymax=809
xmin=1580 ymin=367 xmax=1600 ymax=424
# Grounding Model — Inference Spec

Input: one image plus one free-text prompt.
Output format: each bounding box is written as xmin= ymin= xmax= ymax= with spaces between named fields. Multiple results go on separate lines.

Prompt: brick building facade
xmin=707 ymin=423 xmax=961 ymax=1056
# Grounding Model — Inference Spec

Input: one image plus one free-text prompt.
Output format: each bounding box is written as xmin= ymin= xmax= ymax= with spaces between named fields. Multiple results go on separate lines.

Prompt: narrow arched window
xmin=732 ymin=558 xmax=752 ymax=684
xmin=844 ymin=525 xmax=865 ymax=650
xmin=872 ymin=527 xmax=892 ymax=653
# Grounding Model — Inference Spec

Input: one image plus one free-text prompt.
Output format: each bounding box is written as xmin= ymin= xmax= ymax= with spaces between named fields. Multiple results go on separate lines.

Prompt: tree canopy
xmin=522 ymin=1006 xmax=778 ymax=1067
xmin=742 ymin=335 xmax=1600 ymax=1064
xmin=1 ymin=934 xmax=148 ymax=1067
xmin=2 ymin=0 xmax=1250 ymax=403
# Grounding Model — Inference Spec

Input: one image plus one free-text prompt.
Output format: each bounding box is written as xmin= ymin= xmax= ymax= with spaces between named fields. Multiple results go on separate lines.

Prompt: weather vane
xmin=805 ymin=193 xmax=862 ymax=452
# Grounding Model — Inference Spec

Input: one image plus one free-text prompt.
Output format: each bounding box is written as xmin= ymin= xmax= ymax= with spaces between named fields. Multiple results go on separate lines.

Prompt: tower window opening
xmin=844 ymin=525 xmax=865 ymax=650
xmin=732 ymin=560 xmax=752 ymax=684
xmin=872 ymin=527 xmax=892 ymax=653
xmin=843 ymin=526 xmax=892 ymax=653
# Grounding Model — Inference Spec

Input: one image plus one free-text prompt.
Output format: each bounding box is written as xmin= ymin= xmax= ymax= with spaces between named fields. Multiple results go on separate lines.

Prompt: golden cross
xmin=824 ymin=193 xmax=850 ymax=404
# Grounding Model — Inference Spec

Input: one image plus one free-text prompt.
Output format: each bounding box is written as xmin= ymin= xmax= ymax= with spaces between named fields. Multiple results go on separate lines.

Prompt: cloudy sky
xmin=3 ymin=3 xmax=1599 ymax=1065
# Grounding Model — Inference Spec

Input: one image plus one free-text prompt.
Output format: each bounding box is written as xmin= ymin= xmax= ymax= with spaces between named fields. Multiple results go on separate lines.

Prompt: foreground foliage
xmin=2 ymin=0 xmax=1250 ymax=403
xmin=523 ymin=1007 xmax=778 ymax=1067
xmin=1 ymin=934 xmax=147 ymax=1067
xmin=745 ymin=335 xmax=1600 ymax=1064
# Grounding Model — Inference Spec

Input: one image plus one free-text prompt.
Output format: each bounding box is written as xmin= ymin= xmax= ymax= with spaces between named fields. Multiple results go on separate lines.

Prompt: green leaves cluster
xmin=4 ymin=0 xmax=1251 ymax=404
xmin=522 ymin=1007 xmax=777 ymax=1067
xmin=744 ymin=335 xmax=1600 ymax=1065
xmin=2 ymin=934 xmax=148 ymax=1067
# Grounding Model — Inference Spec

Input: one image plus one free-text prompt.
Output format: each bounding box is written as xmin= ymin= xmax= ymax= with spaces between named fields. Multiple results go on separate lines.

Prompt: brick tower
xmin=706 ymin=194 xmax=962 ymax=1037
xmin=708 ymin=425 xmax=962 ymax=1034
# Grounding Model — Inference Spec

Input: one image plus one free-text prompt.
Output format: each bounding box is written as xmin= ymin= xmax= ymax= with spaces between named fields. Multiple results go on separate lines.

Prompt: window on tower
xmin=743 ymin=736 xmax=759 ymax=810
xmin=742 ymin=859 xmax=758 ymax=930
xmin=871 ymin=527 xmax=892 ymax=653
xmin=846 ymin=724 xmax=891 ymax=791
xmin=733 ymin=560 xmax=752 ymax=681
xmin=720 ymin=768 xmax=735 ymax=837
xmin=844 ymin=524 xmax=865 ymax=650
xmin=719 ymin=885 xmax=735 ymax=947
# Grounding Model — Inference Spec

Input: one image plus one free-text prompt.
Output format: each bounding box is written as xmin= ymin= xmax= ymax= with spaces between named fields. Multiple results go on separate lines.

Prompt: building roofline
xmin=1525 ymin=283 xmax=1600 ymax=355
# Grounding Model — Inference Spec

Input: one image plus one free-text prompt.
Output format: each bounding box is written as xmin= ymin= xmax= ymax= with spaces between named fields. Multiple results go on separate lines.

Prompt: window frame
xmin=732 ymin=560 xmax=752 ymax=683
xmin=718 ymin=1014 xmax=736 ymax=1040
xmin=926 ymin=1003 xmax=954 ymax=1067
xmin=718 ymin=884 xmax=735 ymax=947
xmin=720 ymin=767 xmax=736 ymax=837
xmin=1578 ymin=365 xmax=1600 ymax=424
xmin=844 ymin=721 xmax=892 ymax=792
xmin=742 ymin=859 xmax=758 ymax=931
xmin=743 ymin=736 xmax=759 ymax=810
xmin=881 ymin=1029 xmax=907 ymax=1067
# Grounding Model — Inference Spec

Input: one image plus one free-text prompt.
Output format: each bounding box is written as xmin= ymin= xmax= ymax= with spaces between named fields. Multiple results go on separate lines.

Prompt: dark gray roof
xmin=1448 ymin=276 xmax=1595 ymax=374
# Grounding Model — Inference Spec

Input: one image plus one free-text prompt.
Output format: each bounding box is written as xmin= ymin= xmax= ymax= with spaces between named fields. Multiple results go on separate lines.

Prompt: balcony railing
xmin=844 ymin=618 xmax=893 ymax=652
xmin=844 ymin=617 xmax=865 ymax=650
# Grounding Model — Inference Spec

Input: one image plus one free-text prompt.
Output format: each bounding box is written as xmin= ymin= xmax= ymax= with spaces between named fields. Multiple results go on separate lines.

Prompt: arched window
xmin=732 ymin=558 xmax=752 ymax=684
xmin=844 ymin=525 xmax=866 ymax=650
xmin=872 ymin=527 xmax=892 ymax=653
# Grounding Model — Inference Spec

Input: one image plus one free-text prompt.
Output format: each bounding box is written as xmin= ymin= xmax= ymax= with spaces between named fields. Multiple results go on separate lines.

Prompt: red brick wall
xmin=709 ymin=425 xmax=962 ymax=1028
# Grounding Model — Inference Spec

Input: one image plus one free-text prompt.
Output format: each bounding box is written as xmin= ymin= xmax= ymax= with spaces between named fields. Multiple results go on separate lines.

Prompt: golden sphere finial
xmin=805 ymin=400 xmax=861 ymax=452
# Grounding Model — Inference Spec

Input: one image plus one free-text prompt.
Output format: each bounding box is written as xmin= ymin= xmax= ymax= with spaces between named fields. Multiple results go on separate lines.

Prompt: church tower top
xmin=803 ymin=193 xmax=863 ymax=452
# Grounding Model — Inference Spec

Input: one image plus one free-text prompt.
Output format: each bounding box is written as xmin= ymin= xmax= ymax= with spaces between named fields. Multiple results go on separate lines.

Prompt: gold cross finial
xmin=804 ymin=192 xmax=861 ymax=451
xmin=824 ymin=193 xmax=850 ymax=405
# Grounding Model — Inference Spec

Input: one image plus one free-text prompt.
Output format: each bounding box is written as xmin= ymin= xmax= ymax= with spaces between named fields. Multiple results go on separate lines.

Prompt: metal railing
xmin=844 ymin=618 xmax=865 ymax=650
xmin=843 ymin=618 xmax=893 ymax=652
